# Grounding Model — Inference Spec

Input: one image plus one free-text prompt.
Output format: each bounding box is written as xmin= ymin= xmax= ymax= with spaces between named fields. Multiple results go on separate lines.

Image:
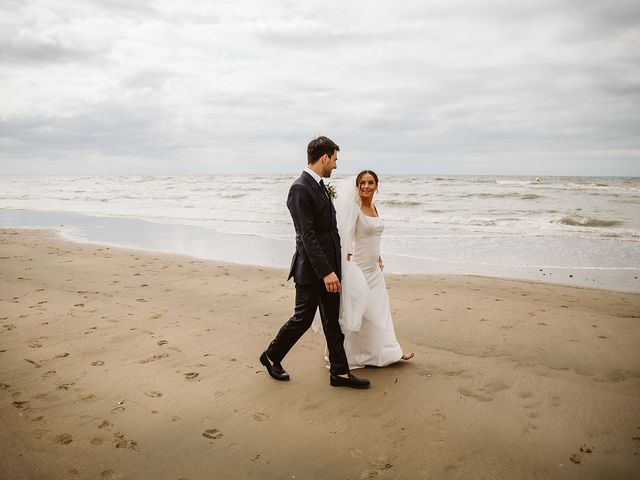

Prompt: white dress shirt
xmin=304 ymin=167 xmax=322 ymax=184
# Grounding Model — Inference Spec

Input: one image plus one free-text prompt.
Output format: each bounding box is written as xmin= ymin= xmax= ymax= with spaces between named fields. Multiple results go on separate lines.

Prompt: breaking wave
xmin=459 ymin=193 xmax=544 ymax=200
xmin=380 ymin=199 xmax=423 ymax=207
xmin=560 ymin=216 xmax=623 ymax=228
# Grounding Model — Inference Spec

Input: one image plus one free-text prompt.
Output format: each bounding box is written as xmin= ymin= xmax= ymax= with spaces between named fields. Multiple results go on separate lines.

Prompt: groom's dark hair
xmin=307 ymin=136 xmax=340 ymax=165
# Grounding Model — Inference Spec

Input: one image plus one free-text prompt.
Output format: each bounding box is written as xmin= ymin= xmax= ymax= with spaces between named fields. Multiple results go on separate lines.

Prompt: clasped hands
xmin=326 ymin=254 xmax=384 ymax=293
xmin=345 ymin=253 xmax=384 ymax=271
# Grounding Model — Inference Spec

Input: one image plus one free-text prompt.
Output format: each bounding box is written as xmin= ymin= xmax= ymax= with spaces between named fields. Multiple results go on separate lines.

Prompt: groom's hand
xmin=324 ymin=272 xmax=341 ymax=294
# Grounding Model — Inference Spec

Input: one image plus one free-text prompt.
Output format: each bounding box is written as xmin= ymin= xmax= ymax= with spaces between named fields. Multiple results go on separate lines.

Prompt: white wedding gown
xmin=342 ymin=210 xmax=403 ymax=369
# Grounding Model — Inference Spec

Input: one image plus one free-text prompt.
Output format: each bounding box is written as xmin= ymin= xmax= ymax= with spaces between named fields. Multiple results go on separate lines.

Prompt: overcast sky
xmin=1 ymin=0 xmax=639 ymax=176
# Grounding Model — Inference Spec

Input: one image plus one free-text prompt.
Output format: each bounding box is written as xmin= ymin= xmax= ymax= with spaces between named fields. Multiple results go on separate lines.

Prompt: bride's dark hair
xmin=356 ymin=170 xmax=379 ymax=186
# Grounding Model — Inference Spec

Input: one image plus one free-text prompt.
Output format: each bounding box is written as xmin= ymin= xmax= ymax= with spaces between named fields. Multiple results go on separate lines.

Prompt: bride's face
xmin=358 ymin=173 xmax=377 ymax=200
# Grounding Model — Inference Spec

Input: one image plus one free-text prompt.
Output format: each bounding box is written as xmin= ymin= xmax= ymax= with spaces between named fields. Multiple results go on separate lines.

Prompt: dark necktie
xmin=319 ymin=179 xmax=330 ymax=198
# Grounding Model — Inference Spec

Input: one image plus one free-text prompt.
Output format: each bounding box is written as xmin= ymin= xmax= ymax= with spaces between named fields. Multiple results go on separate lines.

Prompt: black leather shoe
xmin=330 ymin=373 xmax=370 ymax=389
xmin=260 ymin=352 xmax=290 ymax=381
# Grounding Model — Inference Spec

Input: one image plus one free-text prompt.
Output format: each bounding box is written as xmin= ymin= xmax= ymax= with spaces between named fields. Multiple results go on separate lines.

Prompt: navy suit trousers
xmin=266 ymin=283 xmax=349 ymax=376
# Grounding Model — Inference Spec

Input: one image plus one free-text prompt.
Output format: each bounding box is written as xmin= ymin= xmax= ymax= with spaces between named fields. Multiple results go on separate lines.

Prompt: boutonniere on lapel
xmin=326 ymin=182 xmax=337 ymax=201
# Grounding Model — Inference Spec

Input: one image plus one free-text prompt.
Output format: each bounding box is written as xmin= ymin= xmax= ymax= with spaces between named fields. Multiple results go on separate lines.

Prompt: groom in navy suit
xmin=260 ymin=136 xmax=370 ymax=389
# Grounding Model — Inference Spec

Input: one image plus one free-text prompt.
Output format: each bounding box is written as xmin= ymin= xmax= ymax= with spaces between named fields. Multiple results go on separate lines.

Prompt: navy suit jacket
xmin=287 ymin=171 xmax=341 ymax=285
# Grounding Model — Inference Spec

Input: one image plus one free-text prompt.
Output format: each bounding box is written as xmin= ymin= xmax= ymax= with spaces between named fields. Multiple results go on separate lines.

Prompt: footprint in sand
xmin=91 ymin=361 xmax=105 ymax=366
xmin=113 ymin=432 xmax=139 ymax=451
xmin=0 ymin=383 xmax=10 ymax=390
xmin=55 ymin=353 xmax=70 ymax=359
xmin=157 ymin=340 xmax=168 ymax=346
xmin=184 ymin=372 xmax=199 ymax=380
xmin=144 ymin=391 xmax=163 ymax=398
xmin=111 ymin=406 xmax=125 ymax=414
xmin=13 ymin=400 xmax=30 ymax=410
xmin=139 ymin=354 xmax=169 ymax=364
xmin=65 ymin=468 xmax=79 ymax=477
xmin=523 ymin=422 xmax=538 ymax=434
xmin=458 ymin=387 xmax=492 ymax=402
xmin=203 ymin=429 xmax=223 ymax=440
xmin=253 ymin=412 xmax=269 ymax=421
xmin=55 ymin=433 xmax=73 ymax=445
xmin=33 ymin=428 xmax=50 ymax=440
xmin=361 ymin=461 xmax=394 ymax=478
xmin=98 ymin=420 xmax=112 ymax=430
xmin=432 ymin=409 xmax=446 ymax=421
xmin=569 ymin=453 xmax=582 ymax=464
xmin=24 ymin=358 xmax=42 ymax=368
xmin=461 ymin=382 xmax=508 ymax=402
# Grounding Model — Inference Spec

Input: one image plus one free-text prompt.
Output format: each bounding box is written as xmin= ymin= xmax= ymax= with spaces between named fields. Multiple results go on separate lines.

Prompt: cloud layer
xmin=1 ymin=0 xmax=639 ymax=175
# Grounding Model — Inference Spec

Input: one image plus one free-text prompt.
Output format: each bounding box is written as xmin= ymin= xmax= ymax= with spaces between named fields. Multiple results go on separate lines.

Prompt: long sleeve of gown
xmin=335 ymin=179 xmax=368 ymax=332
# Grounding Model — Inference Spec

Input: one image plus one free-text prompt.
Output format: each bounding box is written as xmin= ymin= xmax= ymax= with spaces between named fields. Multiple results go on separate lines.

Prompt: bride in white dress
xmin=334 ymin=170 xmax=414 ymax=369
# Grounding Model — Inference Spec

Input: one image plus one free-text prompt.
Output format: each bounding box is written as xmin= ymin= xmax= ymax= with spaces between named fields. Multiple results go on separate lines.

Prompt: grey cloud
xmin=0 ymin=106 xmax=176 ymax=157
xmin=67 ymin=0 xmax=161 ymax=18
xmin=0 ymin=35 xmax=100 ymax=64
xmin=563 ymin=0 xmax=640 ymax=31
xmin=166 ymin=12 xmax=222 ymax=26
xmin=252 ymin=20 xmax=393 ymax=51
xmin=123 ymin=68 xmax=178 ymax=90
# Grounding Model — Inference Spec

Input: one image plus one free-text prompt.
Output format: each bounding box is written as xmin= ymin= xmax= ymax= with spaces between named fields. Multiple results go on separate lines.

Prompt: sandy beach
xmin=1 ymin=228 xmax=639 ymax=479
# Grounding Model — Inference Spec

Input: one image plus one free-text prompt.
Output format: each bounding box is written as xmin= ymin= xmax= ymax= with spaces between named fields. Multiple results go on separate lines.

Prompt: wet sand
xmin=1 ymin=228 xmax=639 ymax=479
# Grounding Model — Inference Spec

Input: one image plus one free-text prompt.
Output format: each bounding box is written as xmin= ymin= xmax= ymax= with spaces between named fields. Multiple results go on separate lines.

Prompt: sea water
xmin=1 ymin=174 xmax=638 ymax=292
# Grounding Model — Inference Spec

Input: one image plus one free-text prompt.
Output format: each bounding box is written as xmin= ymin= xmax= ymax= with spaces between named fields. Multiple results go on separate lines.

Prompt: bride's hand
xmin=378 ymin=257 xmax=384 ymax=271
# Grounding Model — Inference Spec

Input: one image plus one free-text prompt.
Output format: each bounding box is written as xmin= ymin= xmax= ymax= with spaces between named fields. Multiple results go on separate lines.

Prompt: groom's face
xmin=321 ymin=150 xmax=338 ymax=178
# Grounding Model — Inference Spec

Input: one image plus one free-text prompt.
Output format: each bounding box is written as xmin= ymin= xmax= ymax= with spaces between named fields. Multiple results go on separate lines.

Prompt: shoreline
xmin=1 ymin=228 xmax=639 ymax=479
xmin=1 ymin=208 xmax=638 ymax=294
